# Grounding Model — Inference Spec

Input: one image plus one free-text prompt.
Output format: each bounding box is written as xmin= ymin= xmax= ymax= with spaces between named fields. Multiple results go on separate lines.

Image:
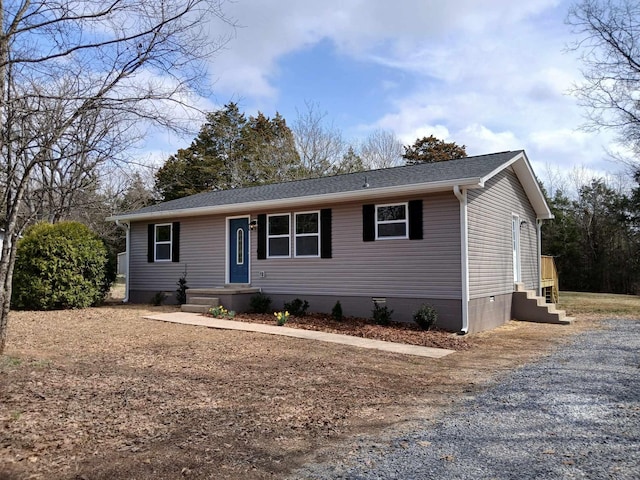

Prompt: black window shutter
xmin=362 ymin=204 xmax=375 ymax=242
xmin=408 ymin=200 xmax=423 ymax=240
xmin=172 ymin=222 xmax=180 ymax=262
xmin=257 ymin=214 xmax=267 ymax=259
xmin=320 ymin=209 xmax=332 ymax=258
xmin=147 ymin=224 xmax=154 ymax=262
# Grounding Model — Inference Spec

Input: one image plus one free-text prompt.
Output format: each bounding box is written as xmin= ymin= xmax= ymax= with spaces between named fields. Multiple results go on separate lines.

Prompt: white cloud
xmin=458 ymin=124 xmax=520 ymax=154
xmin=211 ymin=0 xmax=565 ymax=99
xmin=187 ymin=0 xmax=627 ymax=178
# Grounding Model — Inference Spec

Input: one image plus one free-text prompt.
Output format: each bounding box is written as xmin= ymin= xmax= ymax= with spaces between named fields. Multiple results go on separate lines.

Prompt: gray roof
xmin=122 ymin=151 xmax=523 ymax=219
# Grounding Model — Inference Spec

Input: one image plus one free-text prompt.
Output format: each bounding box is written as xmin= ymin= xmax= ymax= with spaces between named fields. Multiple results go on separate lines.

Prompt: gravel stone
xmin=293 ymin=319 xmax=640 ymax=479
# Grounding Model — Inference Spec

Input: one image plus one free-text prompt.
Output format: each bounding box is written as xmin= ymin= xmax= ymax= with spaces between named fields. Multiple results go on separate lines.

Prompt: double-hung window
xmin=267 ymin=214 xmax=290 ymax=257
xmin=154 ymin=224 xmax=173 ymax=261
xmin=376 ymin=203 xmax=408 ymax=239
xmin=295 ymin=211 xmax=320 ymax=257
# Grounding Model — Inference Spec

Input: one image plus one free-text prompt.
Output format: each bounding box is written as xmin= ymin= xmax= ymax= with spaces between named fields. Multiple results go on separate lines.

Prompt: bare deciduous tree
xmin=292 ymin=101 xmax=348 ymax=178
xmin=0 ymin=0 xmax=233 ymax=353
xmin=568 ymin=0 xmax=640 ymax=162
xmin=360 ymin=129 xmax=403 ymax=169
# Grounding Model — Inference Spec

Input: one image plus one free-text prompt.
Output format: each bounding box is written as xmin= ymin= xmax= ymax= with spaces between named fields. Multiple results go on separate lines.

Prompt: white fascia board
xmin=479 ymin=151 xmax=553 ymax=220
xmin=107 ymin=177 xmax=485 ymax=223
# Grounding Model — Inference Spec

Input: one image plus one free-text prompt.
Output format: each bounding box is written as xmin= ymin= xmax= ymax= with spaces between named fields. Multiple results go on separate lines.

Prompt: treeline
xmin=153 ymin=102 xmax=466 ymax=202
xmin=542 ymin=174 xmax=640 ymax=294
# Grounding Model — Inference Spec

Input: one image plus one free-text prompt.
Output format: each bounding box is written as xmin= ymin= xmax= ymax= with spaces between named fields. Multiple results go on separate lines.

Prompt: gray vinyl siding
xmin=251 ymin=192 xmax=461 ymax=299
xmin=467 ymin=167 xmax=538 ymax=299
xmin=129 ymin=216 xmax=227 ymax=292
xmin=129 ymin=192 xmax=462 ymax=300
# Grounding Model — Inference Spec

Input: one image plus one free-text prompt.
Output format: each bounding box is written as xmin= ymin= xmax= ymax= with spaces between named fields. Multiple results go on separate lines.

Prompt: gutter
xmin=115 ymin=220 xmax=130 ymax=303
xmin=453 ymin=185 xmax=469 ymax=334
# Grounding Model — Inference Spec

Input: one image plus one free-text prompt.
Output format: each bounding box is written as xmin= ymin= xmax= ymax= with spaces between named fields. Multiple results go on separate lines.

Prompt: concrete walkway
xmin=144 ymin=312 xmax=455 ymax=359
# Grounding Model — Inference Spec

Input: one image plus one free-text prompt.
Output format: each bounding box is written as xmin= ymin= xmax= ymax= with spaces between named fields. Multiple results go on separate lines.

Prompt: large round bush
xmin=12 ymin=222 xmax=114 ymax=310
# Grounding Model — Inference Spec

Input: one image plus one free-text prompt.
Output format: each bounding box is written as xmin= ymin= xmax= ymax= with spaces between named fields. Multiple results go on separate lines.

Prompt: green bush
xmin=12 ymin=222 xmax=114 ymax=310
xmin=250 ymin=292 xmax=272 ymax=313
xmin=413 ymin=304 xmax=438 ymax=330
xmin=331 ymin=301 xmax=343 ymax=321
xmin=284 ymin=298 xmax=309 ymax=316
xmin=372 ymin=303 xmax=393 ymax=325
xmin=151 ymin=291 xmax=167 ymax=306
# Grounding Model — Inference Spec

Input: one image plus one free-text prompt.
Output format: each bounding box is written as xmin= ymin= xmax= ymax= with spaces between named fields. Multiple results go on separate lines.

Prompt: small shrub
xmin=274 ymin=311 xmax=290 ymax=326
xmin=413 ymin=304 xmax=438 ymax=330
xmin=151 ymin=291 xmax=167 ymax=306
xmin=331 ymin=301 xmax=343 ymax=321
xmin=209 ymin=305 xmax=235 ymax=319
xmin=176 ymin=268 xmax=189 ymax=305
xmin=284 ymin=298 xmax=309 ymax=317
xmin=372 ymin=303 xmax=393 ymax=325
xmin=250 ymin=292 xmax=272 ymax=313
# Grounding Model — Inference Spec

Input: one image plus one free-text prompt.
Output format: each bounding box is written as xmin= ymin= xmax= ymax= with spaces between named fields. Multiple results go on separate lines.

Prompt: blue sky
xmin=148 ymin=0 xmax=625 ymax=191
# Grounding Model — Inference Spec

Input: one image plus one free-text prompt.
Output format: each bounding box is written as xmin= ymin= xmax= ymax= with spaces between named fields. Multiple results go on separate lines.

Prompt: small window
xmin=295 ymin=211 xmax=320 ymax=257
xmin=376 ymin=203 xmax=408 ymax=239
xmin=267 ymin=214 xmax=290 ymax=257
xmin=236 ymin=228 xmax=244 ymax=265
xmin=155 ymin=224 xmax=172 ymax=261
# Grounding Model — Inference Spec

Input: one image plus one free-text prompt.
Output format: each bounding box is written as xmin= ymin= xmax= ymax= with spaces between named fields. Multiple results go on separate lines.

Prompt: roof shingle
xmin=125 ymin=151 xmax=521 ymax=217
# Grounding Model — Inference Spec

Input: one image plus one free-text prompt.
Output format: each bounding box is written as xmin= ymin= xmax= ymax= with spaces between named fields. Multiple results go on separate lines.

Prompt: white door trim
xmin=225 ymin=215 xmax=251 ymax=284
xmin=512 ymin=214 xmax=522 ymax=284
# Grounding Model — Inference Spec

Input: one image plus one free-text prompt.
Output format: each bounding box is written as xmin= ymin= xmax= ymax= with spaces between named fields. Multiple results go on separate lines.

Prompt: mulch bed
xmin=207 ymin=312 xmax=471 ymax=351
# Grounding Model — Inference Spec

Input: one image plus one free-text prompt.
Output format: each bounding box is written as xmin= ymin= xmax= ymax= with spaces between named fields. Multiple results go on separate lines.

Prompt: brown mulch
xmin=214 ymin=312 xmax=471 ymax=351
xmin=1 ymin=304 xmax=596 ymax=480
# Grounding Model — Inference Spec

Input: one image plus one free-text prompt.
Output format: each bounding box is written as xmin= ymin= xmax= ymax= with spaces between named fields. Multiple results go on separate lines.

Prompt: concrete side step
xmin=512 ymin=290 xmax=572 ymax=325
xmin=188 ymin=296 xmax=220 ymax=306
xmin=181 ymin=304 xmax=213 ymax=314
xmin=515 ymin=282 xmax=527 ymax=292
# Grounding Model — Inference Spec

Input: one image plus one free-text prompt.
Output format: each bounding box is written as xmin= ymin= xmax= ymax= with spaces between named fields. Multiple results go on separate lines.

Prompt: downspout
xmin=453 ymin=185 xmax=469 ymax=334
xmin=115 ymin=220 xmax=130 ymax=303
xmin=537 ymin=219 xmax=542 ymax=297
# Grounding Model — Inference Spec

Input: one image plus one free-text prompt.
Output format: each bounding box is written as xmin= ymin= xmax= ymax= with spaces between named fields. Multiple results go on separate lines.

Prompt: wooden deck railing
xmin=541 ymin=255 xmax=559 ymax=303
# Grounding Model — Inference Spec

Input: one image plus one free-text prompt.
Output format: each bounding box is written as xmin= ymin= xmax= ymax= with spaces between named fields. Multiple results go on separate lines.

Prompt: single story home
xmin=109 ymin=150 xmax=562 ymax=333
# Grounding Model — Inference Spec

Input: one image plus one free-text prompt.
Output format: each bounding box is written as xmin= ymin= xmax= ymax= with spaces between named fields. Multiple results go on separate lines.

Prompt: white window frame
xmin=154 ymin=223 xmax=172 ymax=262
xmin=267 ymin=213 xmax=291 ymax=258
xmin=375 ymin=202 xmax=409 ymax=240
xmin=294 ymin=210 xmax=320 ymax=258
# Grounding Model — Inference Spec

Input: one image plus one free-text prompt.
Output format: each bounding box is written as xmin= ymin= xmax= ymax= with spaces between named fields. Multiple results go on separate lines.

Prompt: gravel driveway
xmin=293 ymin=319 xmax=640 ymax=479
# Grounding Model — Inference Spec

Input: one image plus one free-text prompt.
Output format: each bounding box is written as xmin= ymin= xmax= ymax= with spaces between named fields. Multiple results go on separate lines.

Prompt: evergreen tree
xmin=332 ymin=146 xmax=365 ymax=175
xmin=402 ymin=135 xmax=467 ymax=165
xmin=155 ymin=103 xmax=303 ymax=201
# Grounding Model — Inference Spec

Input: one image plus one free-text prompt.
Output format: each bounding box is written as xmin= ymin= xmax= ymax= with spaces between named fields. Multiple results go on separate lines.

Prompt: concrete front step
xmin=512 ymin=289 xmax=573 ymax=325
xmin=187 ymin=286 xmax=260 ymax=295
xmin=181 ymin=304 xmax=214 ymax=314
xmin=188 ymin=296 xmax=220 ymax=306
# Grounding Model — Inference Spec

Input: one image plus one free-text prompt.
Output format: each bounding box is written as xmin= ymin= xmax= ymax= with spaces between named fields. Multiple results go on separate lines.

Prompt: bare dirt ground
xmin=1 ymin=292 xmax=637 ymax=479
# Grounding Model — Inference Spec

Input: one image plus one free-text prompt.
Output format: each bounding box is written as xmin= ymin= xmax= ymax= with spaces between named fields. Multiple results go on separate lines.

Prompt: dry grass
xmin=1 ymin=290 xmax=635 ymax=479
xmin=558 ymin=291 xmax=640 ymax=317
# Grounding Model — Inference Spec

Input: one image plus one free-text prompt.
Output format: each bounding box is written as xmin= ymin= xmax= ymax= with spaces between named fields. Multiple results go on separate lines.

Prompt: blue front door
xmin=229 ymin=218 xmax=249 ymax=283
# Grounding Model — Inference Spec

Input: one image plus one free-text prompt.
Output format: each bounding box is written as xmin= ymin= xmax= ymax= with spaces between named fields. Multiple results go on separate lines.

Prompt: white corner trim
xmin=115 ymin=220 xmax=130 ymax=303
xmin=453 ymin=185 xmax=469 ymax=334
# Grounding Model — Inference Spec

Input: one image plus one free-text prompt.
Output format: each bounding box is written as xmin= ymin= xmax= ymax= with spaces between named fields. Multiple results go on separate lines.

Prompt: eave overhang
xmin=107 ymin=176 xmax=486 ymax=223
xmin=480 ymin=151 xmax=553 ymax=220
